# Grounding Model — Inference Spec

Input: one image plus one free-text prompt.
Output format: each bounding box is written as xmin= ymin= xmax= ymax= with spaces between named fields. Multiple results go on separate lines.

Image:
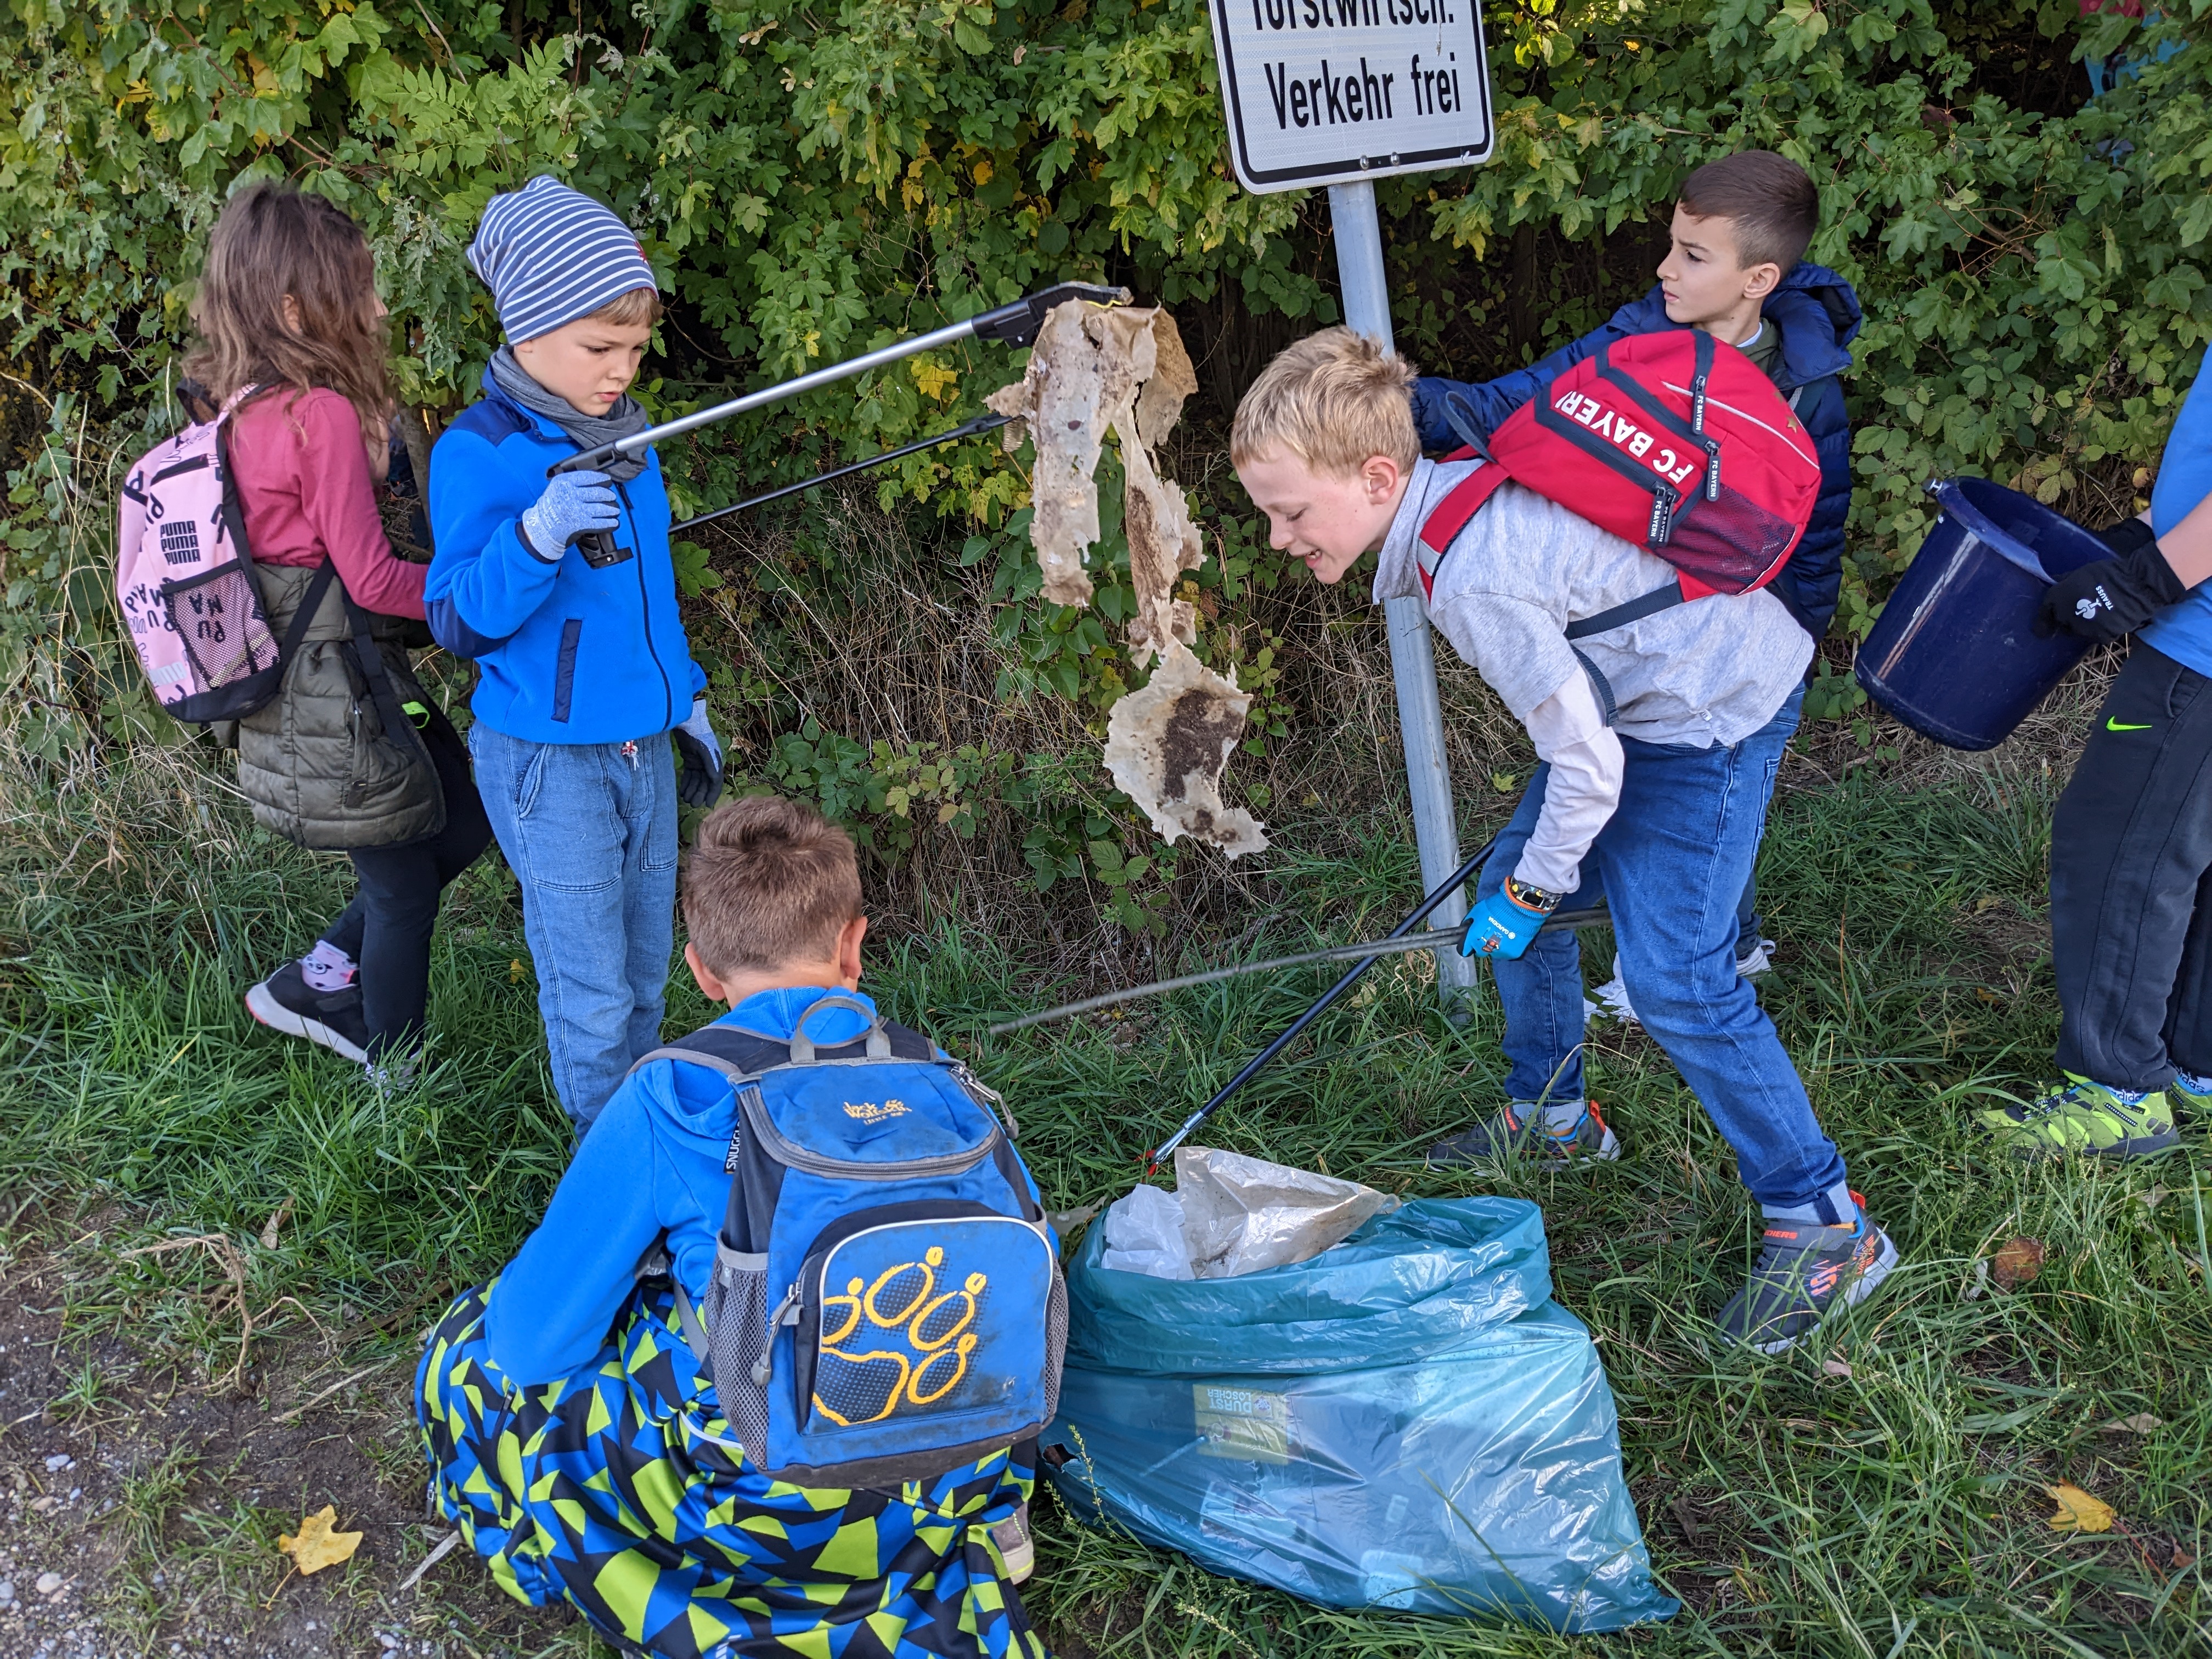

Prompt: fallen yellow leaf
xmin=2045 ymin=1483 xmax=2115 ymax=1534
xmin=278 ymin=1505 xmax=363 ymax=1574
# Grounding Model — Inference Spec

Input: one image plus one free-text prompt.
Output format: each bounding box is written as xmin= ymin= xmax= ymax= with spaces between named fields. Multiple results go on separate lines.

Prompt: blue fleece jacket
xmin=1412 ymin=263 xmax=1863 ymax=641
xmin=482 ymin=986 xmax=878 ymax=1388
xmin=425 ymin=369 xmax=706 ymax=744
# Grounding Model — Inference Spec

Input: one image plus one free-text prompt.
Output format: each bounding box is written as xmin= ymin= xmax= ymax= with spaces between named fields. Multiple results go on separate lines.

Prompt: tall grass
xmin=3 ymin=716 xmax=2207 ymax=1654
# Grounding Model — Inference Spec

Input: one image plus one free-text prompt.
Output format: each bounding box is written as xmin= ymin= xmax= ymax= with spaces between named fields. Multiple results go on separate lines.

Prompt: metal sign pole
xmin=1327 ymin=180 xmax=1476 ymax=1014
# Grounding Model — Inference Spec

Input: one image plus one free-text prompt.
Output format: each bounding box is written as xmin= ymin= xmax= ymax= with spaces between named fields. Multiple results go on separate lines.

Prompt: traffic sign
xmin=1206 ymin=0 xmax=1495 ymax=194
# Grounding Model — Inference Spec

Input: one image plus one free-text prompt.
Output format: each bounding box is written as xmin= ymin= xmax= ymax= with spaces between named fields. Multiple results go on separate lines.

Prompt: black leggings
xmin=319 ymin=706 xmax=493 ymax=1058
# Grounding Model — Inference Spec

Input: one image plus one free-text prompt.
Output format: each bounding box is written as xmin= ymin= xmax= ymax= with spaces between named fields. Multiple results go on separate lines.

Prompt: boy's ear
xmin=1361 ymin=454 xmax=1403 ymax=501
xmin=1741 ymin=260 xmax=1784 ymax=304
xmin=834 ymin=915 xmax=869 ymax=989
xmin=684 ymin=940 xmax=728 ymax=1003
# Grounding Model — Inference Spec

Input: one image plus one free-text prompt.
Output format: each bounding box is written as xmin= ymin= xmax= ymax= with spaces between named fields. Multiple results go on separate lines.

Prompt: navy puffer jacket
xmin=1411 ymin=264 xmax=1863 ymax=641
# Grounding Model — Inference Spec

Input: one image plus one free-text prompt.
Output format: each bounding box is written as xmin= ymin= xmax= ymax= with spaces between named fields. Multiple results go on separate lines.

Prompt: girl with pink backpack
xmin=126 ymin=184 xmax=490 ymax=1081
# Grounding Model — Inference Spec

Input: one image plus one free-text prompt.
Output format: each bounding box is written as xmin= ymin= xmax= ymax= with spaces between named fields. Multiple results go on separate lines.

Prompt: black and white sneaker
xmin=245 ymin=960 xmax=370 ymax=1063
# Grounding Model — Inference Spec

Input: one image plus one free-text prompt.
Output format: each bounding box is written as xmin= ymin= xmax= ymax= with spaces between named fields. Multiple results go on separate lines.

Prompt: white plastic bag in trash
xmin=1174 ymin=1146 xmax=1398 ymax=1278
xmin=1097 ymin=1148 xmax=1398 ymax=1280
xmin=1099 ymin=1182 xmax=1194 ymax=1279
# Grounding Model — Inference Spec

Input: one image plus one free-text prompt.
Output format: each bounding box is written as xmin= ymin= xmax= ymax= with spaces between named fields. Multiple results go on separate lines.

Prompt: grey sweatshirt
xmin=1373 ymin=456 xmax=1812 ymax=890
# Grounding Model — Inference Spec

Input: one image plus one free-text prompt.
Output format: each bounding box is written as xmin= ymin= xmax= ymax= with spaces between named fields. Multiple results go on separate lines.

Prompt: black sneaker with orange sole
xmin=1426 ymin=1099 xmax=1621 ymax=1167
xmin=1716 ymin=1192 xmax=1899 ymax=1355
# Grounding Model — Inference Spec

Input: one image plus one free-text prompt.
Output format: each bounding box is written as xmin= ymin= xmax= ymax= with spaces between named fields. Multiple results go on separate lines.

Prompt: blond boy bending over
xmin=1232 ymin=327 xmax=1895 ymax=1352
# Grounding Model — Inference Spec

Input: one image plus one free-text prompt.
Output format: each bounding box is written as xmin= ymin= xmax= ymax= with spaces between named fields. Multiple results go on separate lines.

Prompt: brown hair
xmin=1231 ymin=326 xmax=1420 ymax=476
xmin=683 ymin=795 xmax=864 ymax=975
xmin=1677 ymin=150 xmax=1820 ymax=273
xmin=586 ymin=286 xmax=663 ymax=329
xmin=184 ymin=184 xmax=393 ymax=437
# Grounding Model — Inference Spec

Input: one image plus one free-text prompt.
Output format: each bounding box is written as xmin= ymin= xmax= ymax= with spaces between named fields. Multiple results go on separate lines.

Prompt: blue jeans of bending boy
xmin=1482 ymin=687 xmax=1850 ymax=1218
xmin=469 ymin=721 xmax=679 ymax=1128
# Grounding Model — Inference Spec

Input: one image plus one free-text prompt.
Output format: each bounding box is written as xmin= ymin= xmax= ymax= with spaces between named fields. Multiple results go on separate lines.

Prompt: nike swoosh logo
xmin=2107 ymin=719 xmax=2153 ymax=732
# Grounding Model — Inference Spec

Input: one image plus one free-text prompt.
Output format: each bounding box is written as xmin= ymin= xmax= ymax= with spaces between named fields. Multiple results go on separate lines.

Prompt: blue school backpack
xmin=636 ymin=994 xmax=1066 ymax=1489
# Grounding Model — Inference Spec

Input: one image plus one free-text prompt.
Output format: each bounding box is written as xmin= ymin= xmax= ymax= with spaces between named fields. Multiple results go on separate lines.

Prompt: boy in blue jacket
xmin=428 ymin=175 xmax=724 ymax=1128
xmin=417 ymin=794 xmax=1043 ymax=1658
xmin=1415 ymin=149 xmax=1860 ymax=1008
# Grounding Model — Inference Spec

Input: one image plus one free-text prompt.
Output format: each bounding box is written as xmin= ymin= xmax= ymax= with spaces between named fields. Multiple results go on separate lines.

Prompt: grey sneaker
xmin=1716 ymin=1197 xmax=1899 ymax=1355
xmin=1426 ymin=1101 xmax=1621 ymax=1167
xmin=246 ymin=960 xmax=370 ymax=1063
xmin=988 ymin=1501 xmax=1035 ymax=1583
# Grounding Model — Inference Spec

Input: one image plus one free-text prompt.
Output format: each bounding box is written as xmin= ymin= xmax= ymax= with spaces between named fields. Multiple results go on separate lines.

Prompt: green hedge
xmin=7 ymin=0 xmax=2211 ymax=917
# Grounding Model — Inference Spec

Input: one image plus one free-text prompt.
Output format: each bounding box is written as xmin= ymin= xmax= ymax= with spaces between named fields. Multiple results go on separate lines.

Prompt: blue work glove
xmin=518 ymin=470 xmax=620 ymax=562
xmin=1459 ymin=877 xmax=1562 ymax=961
xmin=672 ymin=695 xmax=724 ymax=808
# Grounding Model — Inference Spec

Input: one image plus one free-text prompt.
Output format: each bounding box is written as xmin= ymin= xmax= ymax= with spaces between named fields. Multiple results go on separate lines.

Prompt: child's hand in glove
xmin=518 ymin=470 xmax=620 ymax=561
xmin=1459 ymin=878 xmax=1561 ymax=961
xmin=672 ymin=696 xmax=724 ymax=809
xmin=2036 ymin=516 xmax=2186 ymax=644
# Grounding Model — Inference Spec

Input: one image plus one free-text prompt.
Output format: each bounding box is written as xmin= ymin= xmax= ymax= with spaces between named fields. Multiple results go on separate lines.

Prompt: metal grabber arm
xmin=551 ymin=282 xmax=1130 ymax=566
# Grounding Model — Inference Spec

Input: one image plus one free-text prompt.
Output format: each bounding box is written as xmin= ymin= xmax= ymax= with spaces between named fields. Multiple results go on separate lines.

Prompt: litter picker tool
xmin=551 ymin=282 xmax=1130 ymax=567
xmin=1141 ymin=836 xmax=1497 ymax=1173
xmin=1136 ymin=842 xmax=1607 ymax=1172
xmin=989 ymin=902 xmax=1609 ymax=1037
xmin=670 ymin=411 xmax=1011 ymax=538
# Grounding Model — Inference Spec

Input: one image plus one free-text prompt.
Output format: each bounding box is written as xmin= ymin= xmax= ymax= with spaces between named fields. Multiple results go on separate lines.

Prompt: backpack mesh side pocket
xmin=1662 ymin=483 xmax=1798 ymax=593
xmin=703 ymin=1246 xmax=771 ymax=1459
xmin=1041 ymin=1259 xmax=1069 ymax=1424
xmin=162 ymin=560 xmax=278 ymax=693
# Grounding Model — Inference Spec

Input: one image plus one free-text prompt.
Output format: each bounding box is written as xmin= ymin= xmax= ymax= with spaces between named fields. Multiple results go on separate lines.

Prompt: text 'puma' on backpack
xmin=636 ymin=995 xmax=1066 ymax=1491
xmin=1422 ymin=330 xmax=1821 ymax=635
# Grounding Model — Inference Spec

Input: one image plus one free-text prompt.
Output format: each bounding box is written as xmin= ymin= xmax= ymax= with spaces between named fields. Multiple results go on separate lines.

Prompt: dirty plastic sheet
xmin=1044 ymin=1199 xmax=1677 ymax=1631
xmin=1096 ymin=1147 xmax=1396 ymax=1281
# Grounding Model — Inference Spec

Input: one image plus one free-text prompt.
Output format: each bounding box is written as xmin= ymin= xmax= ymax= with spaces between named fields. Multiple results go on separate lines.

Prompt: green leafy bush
xmin=6 ymin=0 xmax=2211 ymax=916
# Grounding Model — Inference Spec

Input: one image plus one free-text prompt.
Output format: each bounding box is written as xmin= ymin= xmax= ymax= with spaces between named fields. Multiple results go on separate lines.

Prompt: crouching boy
xmin=1231 ymin=328 xmax=1895 ymax=1352
xmin=417 ymin=796 xmax=1049 ymax=1658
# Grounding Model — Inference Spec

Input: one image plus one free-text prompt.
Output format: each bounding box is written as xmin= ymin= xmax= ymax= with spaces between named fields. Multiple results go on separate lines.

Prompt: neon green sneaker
xmin=1976 ymin=1076 xmax=2179 ymax=1160
xmin=2169 ymin=1069 xmax=2212 ymax=1119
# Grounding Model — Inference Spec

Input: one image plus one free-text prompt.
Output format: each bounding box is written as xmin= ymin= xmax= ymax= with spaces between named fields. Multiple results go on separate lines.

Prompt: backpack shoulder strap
xmin=1415 ymin=464 xmax=1510 ymax=596
xmin=632 ymin=1009 xmax=936 ymax=1084
xmin=1563 ymin=578 xmax=1685 ymax=641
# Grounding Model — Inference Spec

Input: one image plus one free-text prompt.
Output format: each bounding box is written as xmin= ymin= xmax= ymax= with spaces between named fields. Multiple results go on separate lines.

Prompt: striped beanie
xmin=466 ymin=175 xmax=658 ymax=343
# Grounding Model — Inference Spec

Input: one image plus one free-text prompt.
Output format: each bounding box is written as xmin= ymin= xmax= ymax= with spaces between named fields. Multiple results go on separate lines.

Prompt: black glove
xmin=2036 ymin=518 xmax=2183 ymax=643
xmin=671 ymin=695 xmax=725 ymax=809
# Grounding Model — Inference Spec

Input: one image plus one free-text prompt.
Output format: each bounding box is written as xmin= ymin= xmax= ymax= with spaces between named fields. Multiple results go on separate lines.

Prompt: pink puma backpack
xmin=116 ymin=386 xmax=297 ymax=724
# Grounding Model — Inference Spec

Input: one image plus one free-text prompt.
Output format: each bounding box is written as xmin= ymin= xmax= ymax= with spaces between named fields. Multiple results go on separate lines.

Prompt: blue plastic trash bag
xmin=1040 ymin=1197 xmax=1677 ymax=1631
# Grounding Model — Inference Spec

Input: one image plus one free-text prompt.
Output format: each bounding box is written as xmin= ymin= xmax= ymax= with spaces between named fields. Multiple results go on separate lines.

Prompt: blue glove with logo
xmin=672 ymin=695 xmax=725 ymax=809
xmin=518 ymin=470 xmax=620 ymax=562
xmin=1459 ymin=877 xmax=1563 ymax=961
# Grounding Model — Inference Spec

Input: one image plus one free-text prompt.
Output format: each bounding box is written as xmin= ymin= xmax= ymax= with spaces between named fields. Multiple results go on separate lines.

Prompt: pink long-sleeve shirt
xmin=228 ymin=387 xmax=426 ymax=620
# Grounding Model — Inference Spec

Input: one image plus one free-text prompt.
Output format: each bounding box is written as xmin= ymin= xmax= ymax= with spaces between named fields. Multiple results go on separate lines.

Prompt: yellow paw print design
xmin=814 ymin=1245 xmax=988 ymax=1426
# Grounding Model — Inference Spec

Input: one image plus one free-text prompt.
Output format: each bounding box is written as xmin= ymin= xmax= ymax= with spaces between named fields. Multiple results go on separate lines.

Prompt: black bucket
xmin=1854 ymin=477 xmax=2111 ymax=751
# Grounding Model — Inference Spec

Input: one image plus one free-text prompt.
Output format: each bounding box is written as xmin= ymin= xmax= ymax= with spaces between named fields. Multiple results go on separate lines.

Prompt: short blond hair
xmin=1231 ymin=327 xmax=1420 ymax=476
xmin=586 ymin=285 xmax=663 ymax=329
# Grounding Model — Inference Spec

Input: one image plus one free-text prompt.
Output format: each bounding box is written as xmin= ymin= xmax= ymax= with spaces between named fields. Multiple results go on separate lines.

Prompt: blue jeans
xmin=1484 ymin=689 xmax=1848 ymax=1213
xmin=469 ymin=723 xmax=679 ymax=1128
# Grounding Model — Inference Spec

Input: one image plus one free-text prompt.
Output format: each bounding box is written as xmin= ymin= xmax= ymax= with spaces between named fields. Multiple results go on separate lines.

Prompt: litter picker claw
xmin=550 ymin=282 xmax=1130 ymax=566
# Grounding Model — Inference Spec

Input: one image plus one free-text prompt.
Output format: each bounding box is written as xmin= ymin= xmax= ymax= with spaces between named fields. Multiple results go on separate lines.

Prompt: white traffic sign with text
xmin=1207 ymin=0 xmax=1494 ymax=194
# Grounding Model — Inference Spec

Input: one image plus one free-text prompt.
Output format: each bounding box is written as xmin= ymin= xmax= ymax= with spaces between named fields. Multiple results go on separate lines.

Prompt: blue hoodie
xmin=1412 ymin=263 xmax=1864 ymax=642
xmin=483 ymin=986 xmax=880 ymax=1387
xmin=2138 ymin=364 xmax=2212 ymax=680
xmin=425 ymin=368 xmax=706 ymax=744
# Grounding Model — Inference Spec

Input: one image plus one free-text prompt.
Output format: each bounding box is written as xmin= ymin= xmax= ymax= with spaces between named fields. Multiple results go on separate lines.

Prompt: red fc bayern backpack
xmin=1419 ymin=330 xmax=1821 ymax=639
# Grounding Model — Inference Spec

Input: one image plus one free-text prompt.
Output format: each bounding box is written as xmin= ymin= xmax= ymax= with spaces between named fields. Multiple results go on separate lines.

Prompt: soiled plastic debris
xmin=1103 ymin=643 xmax=1268 ymax=857
xmin=989 ymin=298 xmax=1265 ymax=856
xmin=1098 ymin=1182 xmax=1194 ymax=1279
xmin=1096 ymin=1147 xmax=1396 ymax=1282
xmin=987 ymin=301 xmax=1198 ymax=616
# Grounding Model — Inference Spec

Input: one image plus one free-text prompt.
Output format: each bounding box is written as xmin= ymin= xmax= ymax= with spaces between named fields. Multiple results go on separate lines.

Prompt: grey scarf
xmin=488 ymin=346 xmax=652 ymax=481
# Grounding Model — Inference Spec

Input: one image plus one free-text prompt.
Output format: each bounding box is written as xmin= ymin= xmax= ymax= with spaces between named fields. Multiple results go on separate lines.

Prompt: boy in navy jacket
xmin=1417 ymin=150 xmax=1859 ymax=995
xmin=427 ymin=176 xmax=724 ymax=1127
